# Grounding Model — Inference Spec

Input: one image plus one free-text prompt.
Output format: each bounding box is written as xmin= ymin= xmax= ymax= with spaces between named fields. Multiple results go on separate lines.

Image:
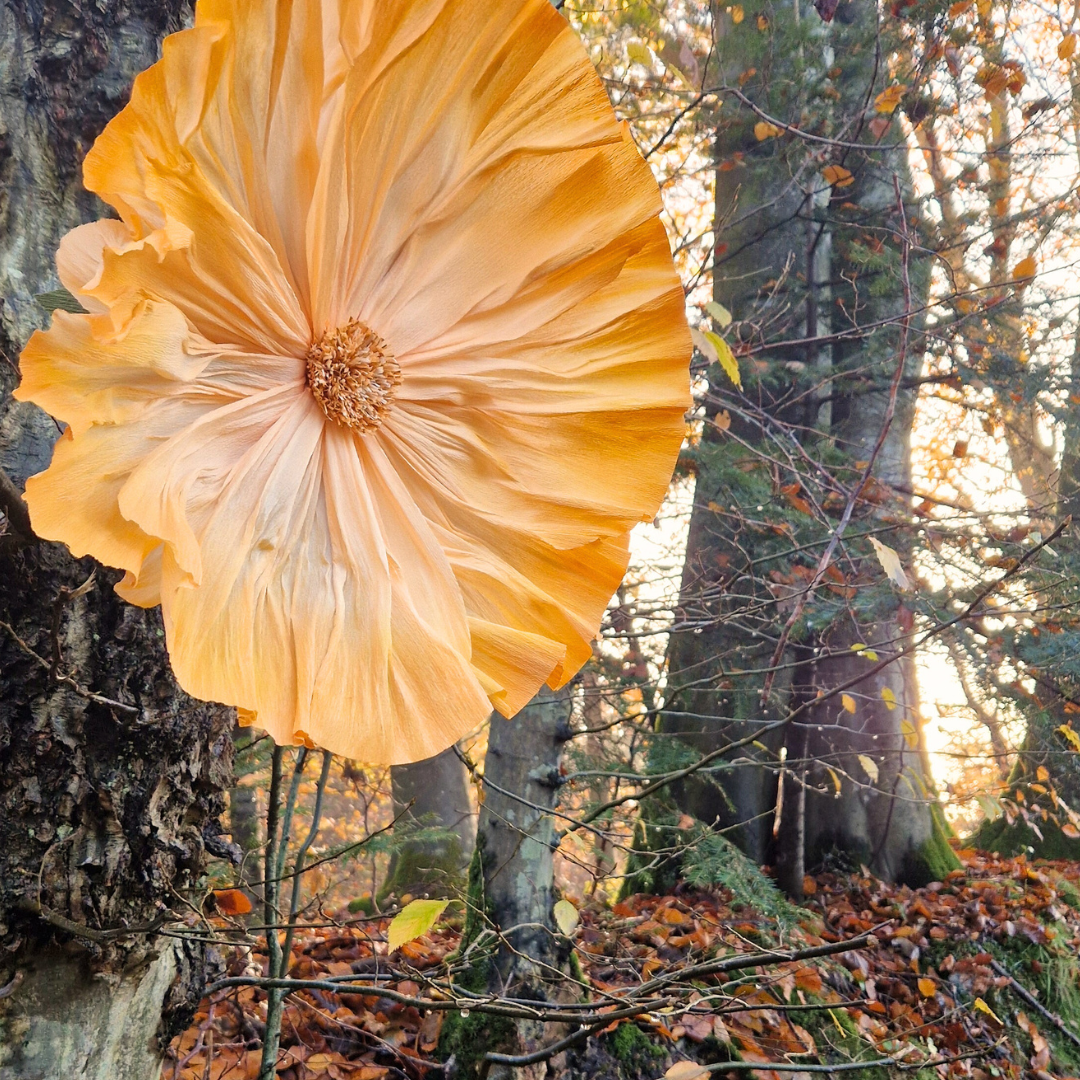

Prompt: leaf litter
xmin=163 ymin=849 xmax=1080 ymax=1079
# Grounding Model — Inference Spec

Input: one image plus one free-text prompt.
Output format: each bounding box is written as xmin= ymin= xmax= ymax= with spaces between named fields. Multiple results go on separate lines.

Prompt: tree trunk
xmin=0 ymin=3 xmax=235 ymax=1076
xmin=660 ymin=0 xmax=955 ymax=887
xmin=384 ymin=745 xmax=477 ymax=899
xmin=440 ymin=692 xmax=573 ymax=1080
xmin=229 ymin=728 xmax=264 ymax=891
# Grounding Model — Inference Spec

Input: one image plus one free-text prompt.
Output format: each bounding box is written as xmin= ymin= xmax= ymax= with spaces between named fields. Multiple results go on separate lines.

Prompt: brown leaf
xmin=213 ymin=889 xmax=253 ymax=916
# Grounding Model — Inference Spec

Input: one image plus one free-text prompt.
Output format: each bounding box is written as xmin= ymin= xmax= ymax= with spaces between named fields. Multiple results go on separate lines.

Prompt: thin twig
xmin=0 ymin=619 xmax=138 ymax=715
xmin=0 ymin=467 xmax=34 ymax=545
xmin=990 ymin=959 xmax=1080 ymax=1052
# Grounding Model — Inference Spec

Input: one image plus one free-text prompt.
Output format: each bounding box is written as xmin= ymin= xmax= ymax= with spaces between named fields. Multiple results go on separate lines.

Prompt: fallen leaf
xmin=665 ymin=1062 xmax=712 ymax=1080
xmin=213 ymin=889 xmax=253 ymax=916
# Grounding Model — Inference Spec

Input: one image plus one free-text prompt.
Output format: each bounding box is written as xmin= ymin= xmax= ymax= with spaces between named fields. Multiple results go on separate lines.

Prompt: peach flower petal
xmin=118 ymin=389 xmax=489 ymax=761
xmin=18 ymin=0 xmax=691 ymax=764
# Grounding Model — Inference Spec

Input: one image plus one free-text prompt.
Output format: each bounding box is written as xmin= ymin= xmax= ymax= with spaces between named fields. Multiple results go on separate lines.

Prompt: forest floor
xmin=162 ymin=847 xmax=1080 ymax=1080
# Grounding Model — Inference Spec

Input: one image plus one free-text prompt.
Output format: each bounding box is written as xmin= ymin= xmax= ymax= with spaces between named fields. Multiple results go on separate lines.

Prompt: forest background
xmin=4 ymin=0 xmax=1080 ymax=1078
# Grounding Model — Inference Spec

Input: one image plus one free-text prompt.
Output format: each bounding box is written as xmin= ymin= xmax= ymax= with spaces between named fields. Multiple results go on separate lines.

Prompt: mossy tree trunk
xmin=0 ymin=3 xmax=236 ymax=1077
xmin=384 ymin=745 xmax=477 ymax=899
xmin=660 ymin=0 xmax=956 ymax=890
xmin=440 ymin=691 xmax=573 ymax=1079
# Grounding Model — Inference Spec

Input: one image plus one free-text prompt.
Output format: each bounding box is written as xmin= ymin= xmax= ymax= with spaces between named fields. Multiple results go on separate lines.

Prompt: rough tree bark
xmin=0 ymin=4 xmax=235 ymax=1077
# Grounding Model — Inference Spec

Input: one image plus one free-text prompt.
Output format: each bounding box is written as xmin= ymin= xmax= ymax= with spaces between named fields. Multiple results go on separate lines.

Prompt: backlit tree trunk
xmin=663 ymin=0 xmax=954 ymax=888
xmin=0 ymin=4 xmax=235 ymax=1077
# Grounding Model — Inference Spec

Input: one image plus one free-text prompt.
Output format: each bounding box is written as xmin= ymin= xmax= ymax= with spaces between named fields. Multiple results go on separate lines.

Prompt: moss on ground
xmin=606 ymin=1023 xmax=666 ymax=1070
xmin=972 ymin=814 xmax=1080 ymax=861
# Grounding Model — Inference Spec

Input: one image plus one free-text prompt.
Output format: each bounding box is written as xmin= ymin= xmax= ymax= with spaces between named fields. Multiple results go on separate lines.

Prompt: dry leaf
xmin=1012 ymin=255 xmax=1037 ymax=281
xmin=822 ymin=163 xmax=854 ymax=187
xmin=858 ymin=755 xmax=879 ymax=783
xmin=690 ymin=328 xmax=741 ymax=387
xmin=868 ymin=537 xmax=910 ymax=590
xmin=553 ymin=899 xmax=580 ymax=935
xmin=665 ymin=1063 xmax=712 ymax=1080
xmin=213 ymin=889 xmax=253 ymax=916
xmin=874 ymin=85 xmax=905 ymax=113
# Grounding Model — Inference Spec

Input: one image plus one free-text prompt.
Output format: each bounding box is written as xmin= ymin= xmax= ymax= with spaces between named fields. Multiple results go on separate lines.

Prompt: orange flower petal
xmin=17 ymin=303 xmax=210 ymax=436
xmin=56 ymin=220 xmax=133 ymax=312
xmin=468 ymin=619 xmax=567 ymax=717
xmin=18 ymin=0 xmax=691 ymax=764
xmin=82 ymin=8 xmax=318 ymax=351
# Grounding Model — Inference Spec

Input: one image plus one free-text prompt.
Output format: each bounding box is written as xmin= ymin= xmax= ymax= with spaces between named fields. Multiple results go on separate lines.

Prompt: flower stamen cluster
xmin=306 ymin=319 xmax=401 ymax=433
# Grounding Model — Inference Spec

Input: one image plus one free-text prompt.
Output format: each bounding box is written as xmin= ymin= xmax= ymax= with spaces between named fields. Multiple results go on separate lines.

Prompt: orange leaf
xmin=754 ymin=121 xmax=782 ymax=140
xmin=873 ymin=85 xmax=905 ymax=114
xmin=1060 ymin=34 xmax=1077 ymax=60
xmin=213 ymin=889 xmax=252 ymax=916
xmin=822 ymin=164 xmax=854 ymax=187
xmin=1012 ymin=255 xmax=1037 ymax=282
xmin=918 ymin=977 xmax=936 ymax=997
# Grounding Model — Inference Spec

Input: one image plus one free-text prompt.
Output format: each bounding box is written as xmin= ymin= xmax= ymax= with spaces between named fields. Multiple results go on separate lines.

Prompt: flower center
xmin=305 ymin=318 xmax=401 ymax=433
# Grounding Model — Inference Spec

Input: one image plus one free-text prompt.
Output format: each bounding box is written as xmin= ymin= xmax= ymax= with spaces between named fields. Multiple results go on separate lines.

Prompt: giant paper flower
xmin=16 ymin=0 xmax=690 ymax=763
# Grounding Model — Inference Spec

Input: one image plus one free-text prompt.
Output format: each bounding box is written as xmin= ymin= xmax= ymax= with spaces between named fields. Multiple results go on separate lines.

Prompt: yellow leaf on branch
xmin=873 ymin=84 xmax=905 ymax=113
xmin=822 ymin=164 xmax=854 ymax=187
xmin=1012 ymin=254 xmax=1037 ymax=282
